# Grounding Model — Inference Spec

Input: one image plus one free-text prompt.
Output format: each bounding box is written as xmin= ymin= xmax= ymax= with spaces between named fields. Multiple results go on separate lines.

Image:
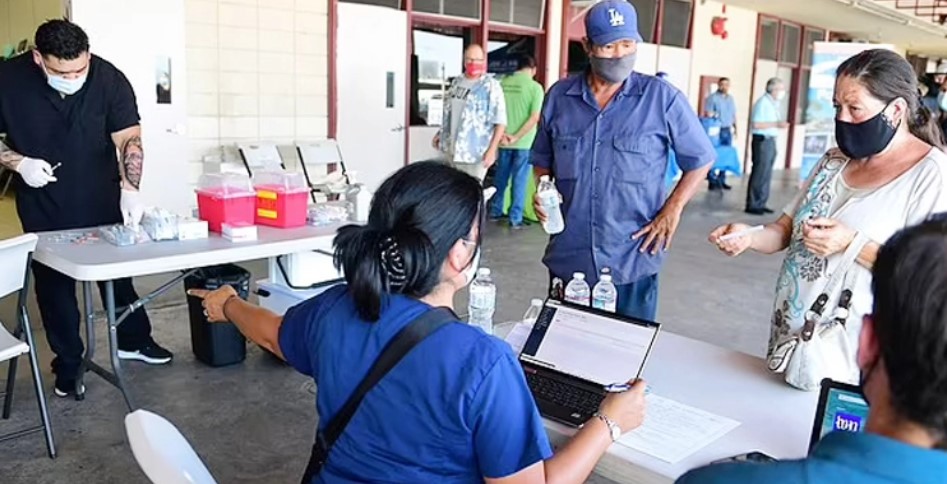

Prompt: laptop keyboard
xmin=525 ymin=371 xmax=604 ymax=418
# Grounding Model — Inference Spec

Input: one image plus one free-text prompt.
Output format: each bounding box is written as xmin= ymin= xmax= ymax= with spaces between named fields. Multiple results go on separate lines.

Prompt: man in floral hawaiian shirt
xmin=433 ymin=44 xmax=507 ymax=181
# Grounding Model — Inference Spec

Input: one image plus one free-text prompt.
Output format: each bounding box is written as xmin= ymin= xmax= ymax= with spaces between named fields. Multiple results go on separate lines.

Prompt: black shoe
xmin=721 ymin=183 xmax=732 ymax=190
xmin=745 ymin=208 xmax=766 ymax=215
xmin=118 ymin=342 xmax=173 ymax=365
xmin=762 ymin=208 xmax=775 ymax=214
xmin=708 ymin=182 xmax=721 ymax=191
xmin=53 ymin=378 xmax=85 ymax=399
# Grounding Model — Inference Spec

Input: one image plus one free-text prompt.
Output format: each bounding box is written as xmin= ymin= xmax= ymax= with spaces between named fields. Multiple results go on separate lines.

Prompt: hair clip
xmin=379 ymin=236 xmax=407 ymax=290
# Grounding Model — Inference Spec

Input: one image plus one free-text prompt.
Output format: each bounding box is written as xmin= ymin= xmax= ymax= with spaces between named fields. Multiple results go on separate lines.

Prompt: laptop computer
xmin=809 ymin=378 xmax=870 ymax=452
xmin=519 ymin=299 xmax=661 ymax=427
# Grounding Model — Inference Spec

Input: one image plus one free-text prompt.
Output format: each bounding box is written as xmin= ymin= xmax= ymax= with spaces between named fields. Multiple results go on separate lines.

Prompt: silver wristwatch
xmin=593 ymin=412 xmax=622 ymax=442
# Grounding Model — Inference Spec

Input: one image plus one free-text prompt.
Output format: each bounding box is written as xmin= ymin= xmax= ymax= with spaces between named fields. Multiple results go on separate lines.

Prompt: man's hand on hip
xmin=121 ymin=189 xmax=145 ymax=227
xmin=16 ymin=157 xmax=57 ymax=188
xmin=632 ymin=205 xmax=683 ymax=255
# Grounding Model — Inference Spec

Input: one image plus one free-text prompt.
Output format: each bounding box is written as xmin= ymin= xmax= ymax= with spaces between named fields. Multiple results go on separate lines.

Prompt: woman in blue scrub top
xmin=191 ymin=162 xmax=647 ymax=483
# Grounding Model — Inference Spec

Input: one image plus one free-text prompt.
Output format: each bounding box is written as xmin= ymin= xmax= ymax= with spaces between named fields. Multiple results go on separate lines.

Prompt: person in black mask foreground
xmin=683 ymin=217 xmax=947 ymax=483
xmin=709 ymin=49 xmax=947 ymax=386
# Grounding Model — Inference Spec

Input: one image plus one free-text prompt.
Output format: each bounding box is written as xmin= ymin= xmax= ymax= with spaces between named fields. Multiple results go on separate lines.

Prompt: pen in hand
xmin=604 ymin=383 xmax=652 ymax=394
xmin=718 ymin=225 xmax=764 ymax=242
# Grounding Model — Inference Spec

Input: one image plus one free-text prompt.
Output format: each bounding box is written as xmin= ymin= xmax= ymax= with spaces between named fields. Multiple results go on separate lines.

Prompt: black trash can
xmin=184 ymin=264 xmax=250 ymax=367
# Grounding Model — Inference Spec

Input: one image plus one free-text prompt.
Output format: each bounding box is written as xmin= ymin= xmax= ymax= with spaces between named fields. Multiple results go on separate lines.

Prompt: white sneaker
xmin=118 ymin=343 xmax=173 ymax=365
xmin=54 ymin=383 xmax=85 ymax=398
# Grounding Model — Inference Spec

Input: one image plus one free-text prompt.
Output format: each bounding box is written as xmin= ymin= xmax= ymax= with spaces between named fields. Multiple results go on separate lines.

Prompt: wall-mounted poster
xmin=156 ymin=56 xmax=171 ymax=104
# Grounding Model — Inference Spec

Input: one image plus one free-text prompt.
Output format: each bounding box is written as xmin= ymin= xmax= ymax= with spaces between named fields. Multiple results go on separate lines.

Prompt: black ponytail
xmin=333 ymin=162 xmax=483 ymax=321
xmin=837 ymin=49 xmax=946 ymax=149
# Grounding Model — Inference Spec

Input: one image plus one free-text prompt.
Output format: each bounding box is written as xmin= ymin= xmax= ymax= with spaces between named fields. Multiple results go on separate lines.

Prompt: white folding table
xmin=542 ymin=332 xmax=819 ymax=483
xmin=33 ymin=225 xmax=339 ymax=411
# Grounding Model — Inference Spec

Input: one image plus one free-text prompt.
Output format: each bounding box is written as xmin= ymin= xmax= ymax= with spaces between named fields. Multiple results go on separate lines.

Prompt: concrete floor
xmin=1 ymin=171 xmax=799 ymax=483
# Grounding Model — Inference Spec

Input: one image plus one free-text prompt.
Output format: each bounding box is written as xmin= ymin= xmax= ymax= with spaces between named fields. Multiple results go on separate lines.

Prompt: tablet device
xmin=809 ymin=378 xmax=870 ymax=452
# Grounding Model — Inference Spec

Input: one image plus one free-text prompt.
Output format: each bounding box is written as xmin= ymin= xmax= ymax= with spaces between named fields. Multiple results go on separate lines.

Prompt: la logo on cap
xmin=608 ymin=8 xmax=625 ymax=27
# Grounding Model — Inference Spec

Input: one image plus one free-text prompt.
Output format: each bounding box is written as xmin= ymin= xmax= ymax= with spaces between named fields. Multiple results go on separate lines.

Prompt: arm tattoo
xmin=0 ymin=139 xmax=24 ymax=170
xmin=122 ymin=136 xmax=144 ymax=190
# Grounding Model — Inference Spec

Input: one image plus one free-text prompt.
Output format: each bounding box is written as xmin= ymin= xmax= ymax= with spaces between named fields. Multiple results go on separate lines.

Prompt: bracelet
xmin=221 ymin=295 xmax=239 ymax=321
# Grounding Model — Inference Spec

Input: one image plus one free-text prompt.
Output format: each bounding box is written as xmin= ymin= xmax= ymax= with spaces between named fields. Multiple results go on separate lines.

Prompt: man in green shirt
xmin=489 ymin=54 xmax=544 ymax=229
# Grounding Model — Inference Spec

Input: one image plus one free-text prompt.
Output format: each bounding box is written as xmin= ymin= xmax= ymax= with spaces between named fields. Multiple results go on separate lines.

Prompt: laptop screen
xmin=519 ymin=300 xmax=660 ymax=386
xmin=810 ymin=380 xmax=870 ymax=450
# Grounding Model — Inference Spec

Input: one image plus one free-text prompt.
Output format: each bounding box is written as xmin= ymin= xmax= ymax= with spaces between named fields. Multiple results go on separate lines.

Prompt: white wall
xmin=688 ymin=0 xmax=758 ymax=162
xmin=637 ymin=42 xmax=658 ymax=75
xmin=657 ymin=45 xmax=691 ymax=95
xmin=184 ymin=0 xmax=329 ymax=183
xmin=0 ymin=0 xmax=64 ymax=48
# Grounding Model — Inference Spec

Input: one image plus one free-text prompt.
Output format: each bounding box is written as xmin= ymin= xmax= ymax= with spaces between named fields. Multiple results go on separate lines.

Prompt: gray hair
xmin=765 ymin=78 xmax=783 ymax=94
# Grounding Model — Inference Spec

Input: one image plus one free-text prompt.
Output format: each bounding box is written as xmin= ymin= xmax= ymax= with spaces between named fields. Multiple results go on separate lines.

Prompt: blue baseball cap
xmin=585 ymin=0 xmax=643 ymax=46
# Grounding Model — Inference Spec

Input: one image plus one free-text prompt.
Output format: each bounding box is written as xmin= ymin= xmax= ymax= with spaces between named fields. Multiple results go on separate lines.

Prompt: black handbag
xmin=300 ymin=307 xmax=457 ymax=483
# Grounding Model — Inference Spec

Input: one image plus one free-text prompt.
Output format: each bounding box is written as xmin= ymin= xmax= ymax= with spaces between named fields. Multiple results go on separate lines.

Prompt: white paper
xmin=503 ymin=322 xmax=533 ymax=354
xmin=617 ymin=394 xmax=740 ymax=464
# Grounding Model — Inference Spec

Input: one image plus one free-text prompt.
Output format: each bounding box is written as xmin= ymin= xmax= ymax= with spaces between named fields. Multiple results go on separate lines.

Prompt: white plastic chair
xmin=296 ymin=139 xmax=349 ymax=203
xmin=237 ymin=142 xmax=285 ymax=178
xmin=125 ymin=409 xmax=216 ymax=484
xmin=0 ymin=233 xmax=55 ymax=458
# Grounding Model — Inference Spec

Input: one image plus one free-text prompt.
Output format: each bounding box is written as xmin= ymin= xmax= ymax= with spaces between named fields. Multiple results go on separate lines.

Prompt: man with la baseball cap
xmin=532 ymin=0 xmax=714 ymax=321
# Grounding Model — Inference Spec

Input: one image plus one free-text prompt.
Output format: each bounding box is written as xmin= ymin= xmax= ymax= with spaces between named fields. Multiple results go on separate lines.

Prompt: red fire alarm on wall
xmin=711 ymin=4 xmax=728 ymax=40
xmin=711 ymin=16 xmax=728 ymax=39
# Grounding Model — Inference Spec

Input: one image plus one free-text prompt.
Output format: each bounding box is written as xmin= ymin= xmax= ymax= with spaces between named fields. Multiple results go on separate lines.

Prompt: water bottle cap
xmin=573 ymin=272 xmax=585 ymax=280
xmin=477 ymin=268 xmax=491 ymax=276
xmin=530 ymin=298 xmax=544 ymax=306
xmin=540 ymin=175 xmax=550 ymax=182
xmin=601 ymin=267 xmax=611 ymax=275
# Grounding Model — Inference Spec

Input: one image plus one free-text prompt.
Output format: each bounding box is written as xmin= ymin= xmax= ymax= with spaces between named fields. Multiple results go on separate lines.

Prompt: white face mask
xmin=938 ymin=91 xmax=947 ymax=112
xmin=773 ymin=90 xmax=786 ymax=101
xmin=41 ymin=59 xmax=88 ymax=96
xmin=461 ymin=245 xmax=481 ymax=286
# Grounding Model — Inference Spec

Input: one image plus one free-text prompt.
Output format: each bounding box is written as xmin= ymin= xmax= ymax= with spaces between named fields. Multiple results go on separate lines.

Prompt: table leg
xmin=76 ymin=282 xmax=95 ymax=401
xmin=104 ymin=281 xmax=136 ymax=411
xmin=74 ymin=271 xmax=195 ymax=408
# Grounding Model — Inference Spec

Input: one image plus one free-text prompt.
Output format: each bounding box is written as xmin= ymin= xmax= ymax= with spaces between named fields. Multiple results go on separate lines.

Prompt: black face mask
xmin=858 ymin=357 xmax=880 ymax=406
xmin=835 ymin=102 xmax=900 ymax=160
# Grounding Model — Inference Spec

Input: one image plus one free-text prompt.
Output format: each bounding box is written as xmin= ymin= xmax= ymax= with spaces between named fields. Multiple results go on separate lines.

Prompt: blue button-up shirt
xmin=532 ymin=73 xmax=715 ymax=285
xmin=704 ymin=91 xmax=737 ymax=127
xmin=677 ymin=431 xmax=947 ymax=484
xmin=751 ymin=93 xmax=781 ymax=138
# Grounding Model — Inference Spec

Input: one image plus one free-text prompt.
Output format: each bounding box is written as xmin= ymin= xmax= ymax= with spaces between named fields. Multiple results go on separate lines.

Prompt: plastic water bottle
xmin=346 ymin=171 xmax=372 ymax=223
xmin=522 ymin=298 xmax=544 ymax=324
xmin=468 ymin=268 xmax=497 ymax=335
xmin=538 ymin=176 xmax=565 ymax=235
xmin=564 ymin=272 xmax=591 ymax=306
xmin=592 ymin=270 xmax=618 ymax=313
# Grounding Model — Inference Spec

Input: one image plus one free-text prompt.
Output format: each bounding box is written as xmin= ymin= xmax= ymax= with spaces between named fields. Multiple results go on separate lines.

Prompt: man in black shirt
xmin=0 ymin=20 xmax=172 ymax=398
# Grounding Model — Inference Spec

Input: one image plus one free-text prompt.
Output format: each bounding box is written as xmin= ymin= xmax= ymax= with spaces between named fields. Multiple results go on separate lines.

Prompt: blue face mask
xmin=41 ymin=60 xmax=88 ymax=95
xmin=939 ymin=91 xmax=947 ymax=112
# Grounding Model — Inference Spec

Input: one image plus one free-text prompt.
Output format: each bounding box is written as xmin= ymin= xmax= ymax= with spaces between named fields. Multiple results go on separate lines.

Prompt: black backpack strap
xmin=301 ymin=307 xmax=457 ymax=483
